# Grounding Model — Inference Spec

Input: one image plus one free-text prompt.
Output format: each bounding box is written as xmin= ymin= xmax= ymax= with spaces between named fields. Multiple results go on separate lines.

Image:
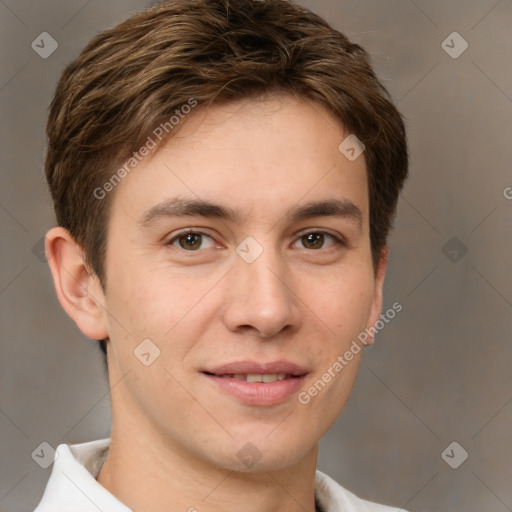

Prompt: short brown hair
xmin=45 ymin=0 xmax=408 ymax=356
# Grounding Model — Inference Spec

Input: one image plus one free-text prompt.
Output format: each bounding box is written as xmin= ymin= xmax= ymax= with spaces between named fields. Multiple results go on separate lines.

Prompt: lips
xmin=211 ymin=373 xmax=293 ymax=383
xmin=202 ymin=360 xmax=308 ymax=377
xmin=201 ymin=360 xmax=309 ymax=406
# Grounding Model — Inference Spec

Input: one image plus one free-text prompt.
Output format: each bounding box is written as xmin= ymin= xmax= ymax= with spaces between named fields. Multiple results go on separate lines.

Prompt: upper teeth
xmin=222 ymin=373 xmax=289 ymax=382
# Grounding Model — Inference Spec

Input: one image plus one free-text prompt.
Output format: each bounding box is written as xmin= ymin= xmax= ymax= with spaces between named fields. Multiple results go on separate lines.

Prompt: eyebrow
xmin=138 ymin=196 xmax=363 ymax=230
xmin=288 ymin=198 xmax=362 ymax=229
xmin=138 ymin=197 xmax=241 ymax=226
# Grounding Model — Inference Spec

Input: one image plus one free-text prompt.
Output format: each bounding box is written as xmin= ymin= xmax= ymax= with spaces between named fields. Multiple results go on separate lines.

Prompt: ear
xmin=45 ymin=226 xmax=109 ymax=341
xmin=364 ymin=246 xmax=389 ymax=346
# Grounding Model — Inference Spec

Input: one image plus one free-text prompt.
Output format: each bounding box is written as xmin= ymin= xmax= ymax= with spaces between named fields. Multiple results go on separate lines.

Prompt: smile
xmin=204 ymin=372 xmax=298 ymax=383
xmin=202 ymin=372 xmax=307 ymax=406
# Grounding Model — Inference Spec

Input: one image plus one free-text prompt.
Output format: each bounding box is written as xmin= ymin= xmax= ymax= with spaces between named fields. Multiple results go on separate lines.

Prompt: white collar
xmin=34 ymin=438 xmax=405 ymax=512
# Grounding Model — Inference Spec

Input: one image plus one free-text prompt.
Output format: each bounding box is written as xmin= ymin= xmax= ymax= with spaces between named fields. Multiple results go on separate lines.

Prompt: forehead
xmin=109 ymin=94 xmax=369 ymax=225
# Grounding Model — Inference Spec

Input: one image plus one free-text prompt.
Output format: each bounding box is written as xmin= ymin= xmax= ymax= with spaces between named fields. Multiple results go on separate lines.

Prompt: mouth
xmin=202 ymin=371 xmax=303 ymax=383
xmin=200 ymin=361 xmax=309 ymax=406
xmin=202 ymin=360 xmax=309 ymax=377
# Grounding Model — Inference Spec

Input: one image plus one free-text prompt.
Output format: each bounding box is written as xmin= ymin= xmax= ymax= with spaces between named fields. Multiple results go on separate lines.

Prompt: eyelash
xmin=165 ymin=229 xmax=347 ymax=251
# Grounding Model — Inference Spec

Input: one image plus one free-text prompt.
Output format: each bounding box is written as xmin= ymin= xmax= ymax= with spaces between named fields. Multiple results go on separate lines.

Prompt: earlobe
xmin=364 ymin=247 xmax=389 ymax=346
xmin=45 ymin=226 xmax=109 ymax=341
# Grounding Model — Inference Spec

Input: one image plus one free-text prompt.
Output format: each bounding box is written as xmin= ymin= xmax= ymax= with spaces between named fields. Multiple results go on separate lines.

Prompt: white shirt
xmin=33 ymin=439 xmax=407 ymax=512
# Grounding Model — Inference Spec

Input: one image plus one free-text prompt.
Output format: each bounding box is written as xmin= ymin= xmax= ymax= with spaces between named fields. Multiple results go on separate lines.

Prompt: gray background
xmin=1 ymin=0 xmax=511 ymax=511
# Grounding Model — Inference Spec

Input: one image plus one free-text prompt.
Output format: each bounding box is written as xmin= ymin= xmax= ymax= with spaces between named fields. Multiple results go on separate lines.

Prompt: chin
xmin=214 ymin=435 xmax=311 ymax=474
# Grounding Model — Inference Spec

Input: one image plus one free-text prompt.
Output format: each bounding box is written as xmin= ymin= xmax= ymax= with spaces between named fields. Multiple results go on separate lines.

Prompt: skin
xmin=46 ymin=93 xmax=387 ymax=512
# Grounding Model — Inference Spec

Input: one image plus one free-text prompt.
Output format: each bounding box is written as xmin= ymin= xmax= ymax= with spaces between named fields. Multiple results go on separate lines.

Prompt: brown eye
xmin=295 ymin=231 xmax=342 ymax=250
xmin=169 ymin=231 xmax=215 ymax=251
xmin=179 ymin=233 xmax=202 ymax=250
xmin=302 ymin=233 xmax=324 ymax=249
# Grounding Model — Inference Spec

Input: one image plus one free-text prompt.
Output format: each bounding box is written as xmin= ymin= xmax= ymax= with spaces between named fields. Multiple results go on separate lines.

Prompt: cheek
xmin=310 ymin=268 xmax=375 ymax=338
xmin=104 ymin=258 xmax=177 ymax=327
xmin=301 ymin=273 xmax=373 ymax=423
xmin=103 ymin=261 xmax=220 ymax=371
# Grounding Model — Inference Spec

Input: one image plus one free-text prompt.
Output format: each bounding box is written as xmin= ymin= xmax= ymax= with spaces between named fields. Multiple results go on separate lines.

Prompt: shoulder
xmin=315 ymin=470 xmax=408 ymax=512
xmin=33 ymin=438 xmax=130 ymax=512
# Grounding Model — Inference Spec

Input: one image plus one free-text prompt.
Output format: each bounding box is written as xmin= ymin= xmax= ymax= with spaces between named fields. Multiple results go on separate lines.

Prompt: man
xmin=35 ymin=0 xmax=409 ymax=510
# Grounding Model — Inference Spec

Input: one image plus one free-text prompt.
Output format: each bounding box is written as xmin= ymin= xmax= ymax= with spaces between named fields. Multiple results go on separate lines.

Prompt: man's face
xmin=98 ymin=94 xmax=385 ymax=471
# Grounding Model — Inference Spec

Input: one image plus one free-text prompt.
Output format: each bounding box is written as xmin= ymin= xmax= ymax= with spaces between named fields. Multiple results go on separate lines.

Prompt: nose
xmin=221 ymin=244 xmax=301 ymax=338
